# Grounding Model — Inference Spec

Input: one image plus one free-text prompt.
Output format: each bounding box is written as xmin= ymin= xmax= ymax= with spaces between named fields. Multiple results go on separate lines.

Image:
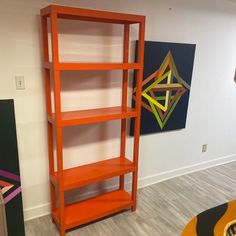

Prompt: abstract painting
xmin=130 ymin=41 xmax=196 ymax=135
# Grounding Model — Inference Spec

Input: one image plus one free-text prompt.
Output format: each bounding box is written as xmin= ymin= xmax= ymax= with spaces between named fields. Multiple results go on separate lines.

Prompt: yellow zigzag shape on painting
xmin=142 ymin=70 xmax=172 ymax=112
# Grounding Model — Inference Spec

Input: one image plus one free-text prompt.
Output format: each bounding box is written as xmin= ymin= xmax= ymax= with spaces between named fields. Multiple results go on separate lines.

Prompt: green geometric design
xmin=140 ymin=51 xmax=190 ymax=130
xmin=149 ymin=94 xmax=182 ymax=130
xmin=142 ymin=70 xmax=172 ymax=112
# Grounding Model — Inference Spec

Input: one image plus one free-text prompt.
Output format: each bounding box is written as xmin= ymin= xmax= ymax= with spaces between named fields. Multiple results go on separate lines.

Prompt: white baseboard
xmin=137 ymin=154 xmax=236 ymax=189
xmin=24 ymin=203 xmax=51 ymax=221
xmin=24 ymin=154 xmax=236 ymax=221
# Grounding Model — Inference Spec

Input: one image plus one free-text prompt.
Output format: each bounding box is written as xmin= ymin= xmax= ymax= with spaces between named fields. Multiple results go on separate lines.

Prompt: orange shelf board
xmin=48 ymin=106 xmax=137 ymax=126
xmin=41 ymin=5 xmax=145 ymax=24
xmin=44 ymin=62 xmax=141 ymax=71
xmin=52 ymin=190 xmax=133 ymax=230
xmin=51 ymin=157 xmax=135 ymax=191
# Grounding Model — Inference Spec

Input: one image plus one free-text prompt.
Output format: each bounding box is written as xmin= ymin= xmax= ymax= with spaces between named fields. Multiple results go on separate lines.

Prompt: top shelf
xmin=40 ymin=5 xmax=145 ymax=24
xmin=44 ymin=62 xmax=141 ymax=71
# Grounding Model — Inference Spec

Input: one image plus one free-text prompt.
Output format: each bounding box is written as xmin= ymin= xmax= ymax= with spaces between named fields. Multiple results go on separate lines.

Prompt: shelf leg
xmin=54 ymin=90 xmax=65 ymax=235
xmin=50 ymin=9 xmax=66 ymax=235
xmin=131 ymin=169 xmax=138 ymax=211
xmin=55 ymin=124 xmax=65 ymax=235
xmin=132 ymin=21 xmax=145 ymax=211
xmin=60 ymin=221 xmax=66 ymax=236
xmin=131 ymin=170 xmax=138 ymax=212
xmin=50 ymin=183 xmax=56 ymax=215
xmin=48 ymin=122 xmax=56 ymax=213
xmin=59 ymin=227 xmax=66 ymax=236
xmin=120 ymin=24 xmax=130 ymax=190
xmin=41 ymin=15 xmax=56 ymax=215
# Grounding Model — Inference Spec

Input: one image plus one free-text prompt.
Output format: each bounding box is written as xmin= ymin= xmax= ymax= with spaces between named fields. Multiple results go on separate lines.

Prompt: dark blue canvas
xmin=130 ymin=41 xmax=196 ymax=135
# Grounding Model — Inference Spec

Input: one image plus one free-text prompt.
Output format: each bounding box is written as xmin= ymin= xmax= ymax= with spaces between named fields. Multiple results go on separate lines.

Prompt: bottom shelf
xmin=52 ymin=190 xmax=133 ymax=230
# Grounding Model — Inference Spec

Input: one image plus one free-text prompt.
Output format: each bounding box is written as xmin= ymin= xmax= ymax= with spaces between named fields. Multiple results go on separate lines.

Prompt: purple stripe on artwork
xmin=0 ymin=169 xmax=20 ymax=182
xmin=4 ymin=186 xmax=21 ymax=204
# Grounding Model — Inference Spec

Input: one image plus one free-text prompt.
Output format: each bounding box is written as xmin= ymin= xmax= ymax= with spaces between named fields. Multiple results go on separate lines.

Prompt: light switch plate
xmin=202 ymin=144 xmax=207 ymax=153
xmin=15 ymin=76 xmax=25 ymax=90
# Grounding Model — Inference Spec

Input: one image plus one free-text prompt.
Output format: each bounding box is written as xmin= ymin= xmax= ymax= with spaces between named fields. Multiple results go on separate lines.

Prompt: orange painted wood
xmin=40 ymin=5 xmax=145 ymax=24
xmin=52 ymin=190 xmax=133 ymax=230
xmin=120 ymin=24 xmax=130 ymax=190
xmin=48 ymin=106 xmax=137 ymax=126
xmin=41 ymin=4 xmax=145 ymax=235
xmin=50 ymin=10 xmax=66 ymax=235
xmin=52 ymin=62 xmax=140 ymax=71
xmin=40 ymin=5 xmax=51 ymax=17
xmin=51 ymin=157 xmax=135 ymax=191
xmin=44 ymin=62 xmax=140 ymax=70
xmin=44 ymin=62 xmax=51 ymax=69
xmin=41 ymin=14 xmax=56 ymax=214
xmin=131 ymin=21 xmax=145 ymax=211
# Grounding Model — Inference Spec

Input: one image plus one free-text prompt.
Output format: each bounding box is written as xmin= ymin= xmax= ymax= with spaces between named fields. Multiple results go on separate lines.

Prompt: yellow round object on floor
xmin=182 ymin=200 xmax=236 ymax=236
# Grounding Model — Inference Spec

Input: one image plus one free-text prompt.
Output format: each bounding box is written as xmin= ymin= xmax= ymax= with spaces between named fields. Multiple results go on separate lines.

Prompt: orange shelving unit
xmin=40 ymin=5 xmax=145 ymax=236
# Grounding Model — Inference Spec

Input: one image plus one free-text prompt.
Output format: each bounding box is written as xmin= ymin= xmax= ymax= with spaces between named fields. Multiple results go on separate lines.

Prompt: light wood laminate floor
xmin=25 ymin=161 xmax=236 ymax=236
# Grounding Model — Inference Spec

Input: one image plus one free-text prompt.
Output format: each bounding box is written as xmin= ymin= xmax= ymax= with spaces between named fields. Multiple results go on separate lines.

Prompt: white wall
xmin=0 ymin=0 xmax=236 ymax=220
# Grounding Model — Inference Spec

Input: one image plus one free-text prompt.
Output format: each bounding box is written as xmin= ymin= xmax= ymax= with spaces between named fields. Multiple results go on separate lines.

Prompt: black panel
xmin=0 ymin=99 xmax=25 ymax=236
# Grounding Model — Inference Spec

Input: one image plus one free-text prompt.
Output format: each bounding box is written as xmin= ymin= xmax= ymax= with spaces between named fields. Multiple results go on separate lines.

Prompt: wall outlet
xmin=202 ymin=144 xmax=207 ymax=153
xmin=15 ymin=76 xmax=25 ymax=90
